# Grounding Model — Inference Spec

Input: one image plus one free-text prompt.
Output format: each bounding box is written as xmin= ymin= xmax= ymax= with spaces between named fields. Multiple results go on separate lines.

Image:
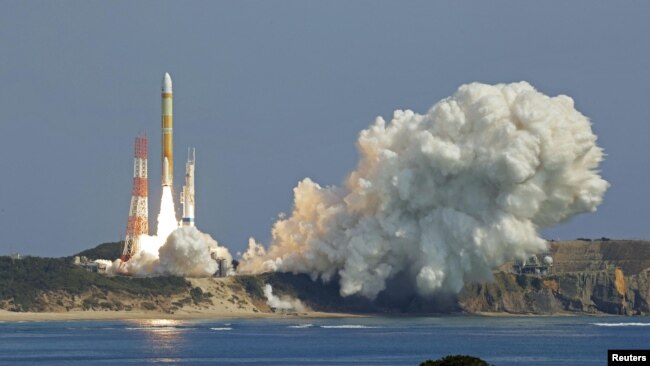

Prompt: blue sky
xmin=1 ymin=1 xmax=649 ymax=256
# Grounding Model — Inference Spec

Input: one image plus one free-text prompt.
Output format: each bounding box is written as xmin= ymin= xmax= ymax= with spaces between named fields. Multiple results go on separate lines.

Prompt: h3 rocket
xmin=181 ymin=148 xmax=196 ymax=226
xmin=161 ymin=72 xmax=173 ymax=187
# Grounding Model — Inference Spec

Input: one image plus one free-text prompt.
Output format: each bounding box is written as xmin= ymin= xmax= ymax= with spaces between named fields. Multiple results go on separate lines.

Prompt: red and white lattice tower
xmin=122 ymin=135 xmax=149 ymax=261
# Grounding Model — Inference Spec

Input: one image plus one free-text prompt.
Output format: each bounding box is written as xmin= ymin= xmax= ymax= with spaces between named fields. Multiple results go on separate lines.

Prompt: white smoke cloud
xmin=239 ymin=81 xmax=609 ymax=299
xmin=93 ymin=259 xmax=118 ymax=275
xmin=263 ymin=284 xmax=305 ymax=312
xmin=241 ymin=238 xmax=278 ymax=272
xmin=118 ymin=226 xmax=232 ymax=277
xmin=111 ymin=187 xmax=232 ymax=277
xmin=159 ymin=226 xmax=232 ymax=277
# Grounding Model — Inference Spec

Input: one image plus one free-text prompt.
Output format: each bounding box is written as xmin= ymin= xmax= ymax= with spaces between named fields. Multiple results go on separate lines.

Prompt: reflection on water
xmin=1 ymin=317 xmax=649 ymax=366
xmin=133 ymin=319 xmax=183 ymax=328
xmin=126 ymin=319 xmax=188 ymax=362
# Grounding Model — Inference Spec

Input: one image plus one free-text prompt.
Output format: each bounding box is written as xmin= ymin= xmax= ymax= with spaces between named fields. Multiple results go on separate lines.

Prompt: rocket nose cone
xmin=163 ymin=72 xmax=172 ymax=93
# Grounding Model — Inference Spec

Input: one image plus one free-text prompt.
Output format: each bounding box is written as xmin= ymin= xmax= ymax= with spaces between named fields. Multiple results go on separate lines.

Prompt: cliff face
xmin=457 ymin=240 xmax=650 ymax=315
xmin=458 ymin=269 xmax=650 ymax=315
xmin=549 ymin=240 xmax=650 ymax=274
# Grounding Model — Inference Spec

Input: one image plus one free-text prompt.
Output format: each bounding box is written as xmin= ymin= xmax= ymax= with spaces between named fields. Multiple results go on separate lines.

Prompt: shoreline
xmin=0 ymin=309 xmax=618 ymax=323
xmin=0 ymin=309 xmax=359 ymax=323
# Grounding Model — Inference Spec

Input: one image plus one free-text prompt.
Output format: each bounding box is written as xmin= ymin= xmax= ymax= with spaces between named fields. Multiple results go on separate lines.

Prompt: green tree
xmin=420 ymin=355 xmax=491 ymax=366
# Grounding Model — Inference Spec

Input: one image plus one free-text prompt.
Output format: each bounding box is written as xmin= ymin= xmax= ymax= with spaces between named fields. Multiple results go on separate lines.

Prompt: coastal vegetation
xmin=74 ymin=241 xmax=122 ymax=260
xmin=0 ymin=255 xmax=186 ymax=312
xmin=420 ymin=355 xmax=491 ymax=366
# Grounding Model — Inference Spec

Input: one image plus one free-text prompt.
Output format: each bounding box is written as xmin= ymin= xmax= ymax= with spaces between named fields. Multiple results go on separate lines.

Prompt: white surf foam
xmin=592 ymin=322 xmax=650 ymax=327
xmin=320 ymin=325 xmax=379 ymax=329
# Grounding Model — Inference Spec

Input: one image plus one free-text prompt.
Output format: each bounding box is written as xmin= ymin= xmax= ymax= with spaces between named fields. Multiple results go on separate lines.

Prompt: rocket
xmin=181 ymin=148 xmax=196 ymax=226
xmin=161 ymin=72 xmax=173 ymax=187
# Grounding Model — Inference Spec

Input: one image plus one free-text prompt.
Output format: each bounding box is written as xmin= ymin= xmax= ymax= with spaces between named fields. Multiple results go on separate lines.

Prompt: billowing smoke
xmin=263 ymin=284 xmax=305 ymax=312
xmin=159 ymin=227 xmax=231 ymax=277
xmin=239 ymin=82 xmax=608 ymax=300
xmin=119 ymin=226 xmax=232 ymax=277
xmin=108 ymin=187 xmax=232 ymax=277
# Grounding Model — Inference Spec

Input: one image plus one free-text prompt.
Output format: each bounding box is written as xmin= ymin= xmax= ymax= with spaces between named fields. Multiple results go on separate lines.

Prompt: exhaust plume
xmin=110 ymin=187 xmax=232 ymax=277
xmin=115 ymin=226 xmax=232 ymax=277
xmin=239 ymin=81 xmax=609 ymax=299
xmin=156 ymin=186 xmax=178 ymax=240
xmin=264 ymin=284 xmax=305 ymax=312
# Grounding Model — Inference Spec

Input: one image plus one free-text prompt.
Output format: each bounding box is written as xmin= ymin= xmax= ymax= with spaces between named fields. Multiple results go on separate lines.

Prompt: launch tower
xmin=122 ymin=135 xmax=149 ymax=261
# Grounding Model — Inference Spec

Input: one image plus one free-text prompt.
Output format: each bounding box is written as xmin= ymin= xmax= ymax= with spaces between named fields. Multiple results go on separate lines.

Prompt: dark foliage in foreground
xmin=420 ymin=355 xmax=491 ymax=366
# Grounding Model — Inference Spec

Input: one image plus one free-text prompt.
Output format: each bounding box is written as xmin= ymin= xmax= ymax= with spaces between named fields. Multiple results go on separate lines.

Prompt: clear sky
xmin=1 ymin=1 xmax=649 ymax=257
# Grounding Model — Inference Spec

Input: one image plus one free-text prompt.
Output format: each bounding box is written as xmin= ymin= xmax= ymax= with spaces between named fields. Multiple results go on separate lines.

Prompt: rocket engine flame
xmin=238 ymin=81 xmax=609 ymax=300
xmin=156 ymin=186 xmax=178 ymax=241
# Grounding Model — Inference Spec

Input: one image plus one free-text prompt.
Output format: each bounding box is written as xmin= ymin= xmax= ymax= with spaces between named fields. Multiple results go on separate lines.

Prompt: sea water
xmin=0 ymin=316 xmax=648 ymax=365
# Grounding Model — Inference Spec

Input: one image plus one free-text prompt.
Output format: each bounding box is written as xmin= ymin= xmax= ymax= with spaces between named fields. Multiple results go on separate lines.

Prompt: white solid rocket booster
xmin=181 ymin=148 xmax=195 ymax=226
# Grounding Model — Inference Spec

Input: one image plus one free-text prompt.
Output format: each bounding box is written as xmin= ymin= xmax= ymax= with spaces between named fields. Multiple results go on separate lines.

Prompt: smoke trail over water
xmin=239 ymin=82 xmax=609 ymax=299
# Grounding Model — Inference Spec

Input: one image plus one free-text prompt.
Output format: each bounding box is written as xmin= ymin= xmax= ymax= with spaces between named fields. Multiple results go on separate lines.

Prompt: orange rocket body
xmin=162 ymin=73 xmax=173 ymax=187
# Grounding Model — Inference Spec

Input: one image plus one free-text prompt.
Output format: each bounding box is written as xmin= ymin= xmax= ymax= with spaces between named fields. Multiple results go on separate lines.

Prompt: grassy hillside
xmin=0 ymin=256 xmax=187 ymax=312
xmin=74 ymin=241 xmax=122 ymax=260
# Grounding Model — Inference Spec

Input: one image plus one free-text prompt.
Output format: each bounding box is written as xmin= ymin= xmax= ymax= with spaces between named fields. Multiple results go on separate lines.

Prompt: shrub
xmin=420 ymin=355 xmax=491 ymax=366
xmin=0 ymin=255 xmax=188 ymax=312
xmin=141 ymin=302 xmax=156 ymax=310
xmin=190 ymin=287 xmax=204 ymax=304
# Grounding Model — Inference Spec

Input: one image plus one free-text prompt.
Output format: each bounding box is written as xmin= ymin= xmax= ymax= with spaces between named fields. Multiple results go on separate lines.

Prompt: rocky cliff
xmin=458 ymin=239 xmax=650 ymax=315
xmin=458 ymin=269 xmax=650 ymax=315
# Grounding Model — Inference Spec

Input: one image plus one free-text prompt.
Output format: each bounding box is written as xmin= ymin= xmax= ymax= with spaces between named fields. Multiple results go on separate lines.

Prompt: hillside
xmin=1 ymin=239 xmax=649 ymax=317
xmin=74 ymin=241 xmax=122 ymax=260
xmin=0 ymin=256 xmax=187 ymax=312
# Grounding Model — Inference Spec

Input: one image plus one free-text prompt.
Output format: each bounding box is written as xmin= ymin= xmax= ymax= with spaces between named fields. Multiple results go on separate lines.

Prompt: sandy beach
xmin=0 ymin=276 xmax=361 ymax=322
xmin=0 ymin=309 xmax=357 ymax=322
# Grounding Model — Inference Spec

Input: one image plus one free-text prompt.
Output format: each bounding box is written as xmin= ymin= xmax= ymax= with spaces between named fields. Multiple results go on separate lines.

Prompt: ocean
xmin=0 ymin=316 xmax=648 ymax=365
